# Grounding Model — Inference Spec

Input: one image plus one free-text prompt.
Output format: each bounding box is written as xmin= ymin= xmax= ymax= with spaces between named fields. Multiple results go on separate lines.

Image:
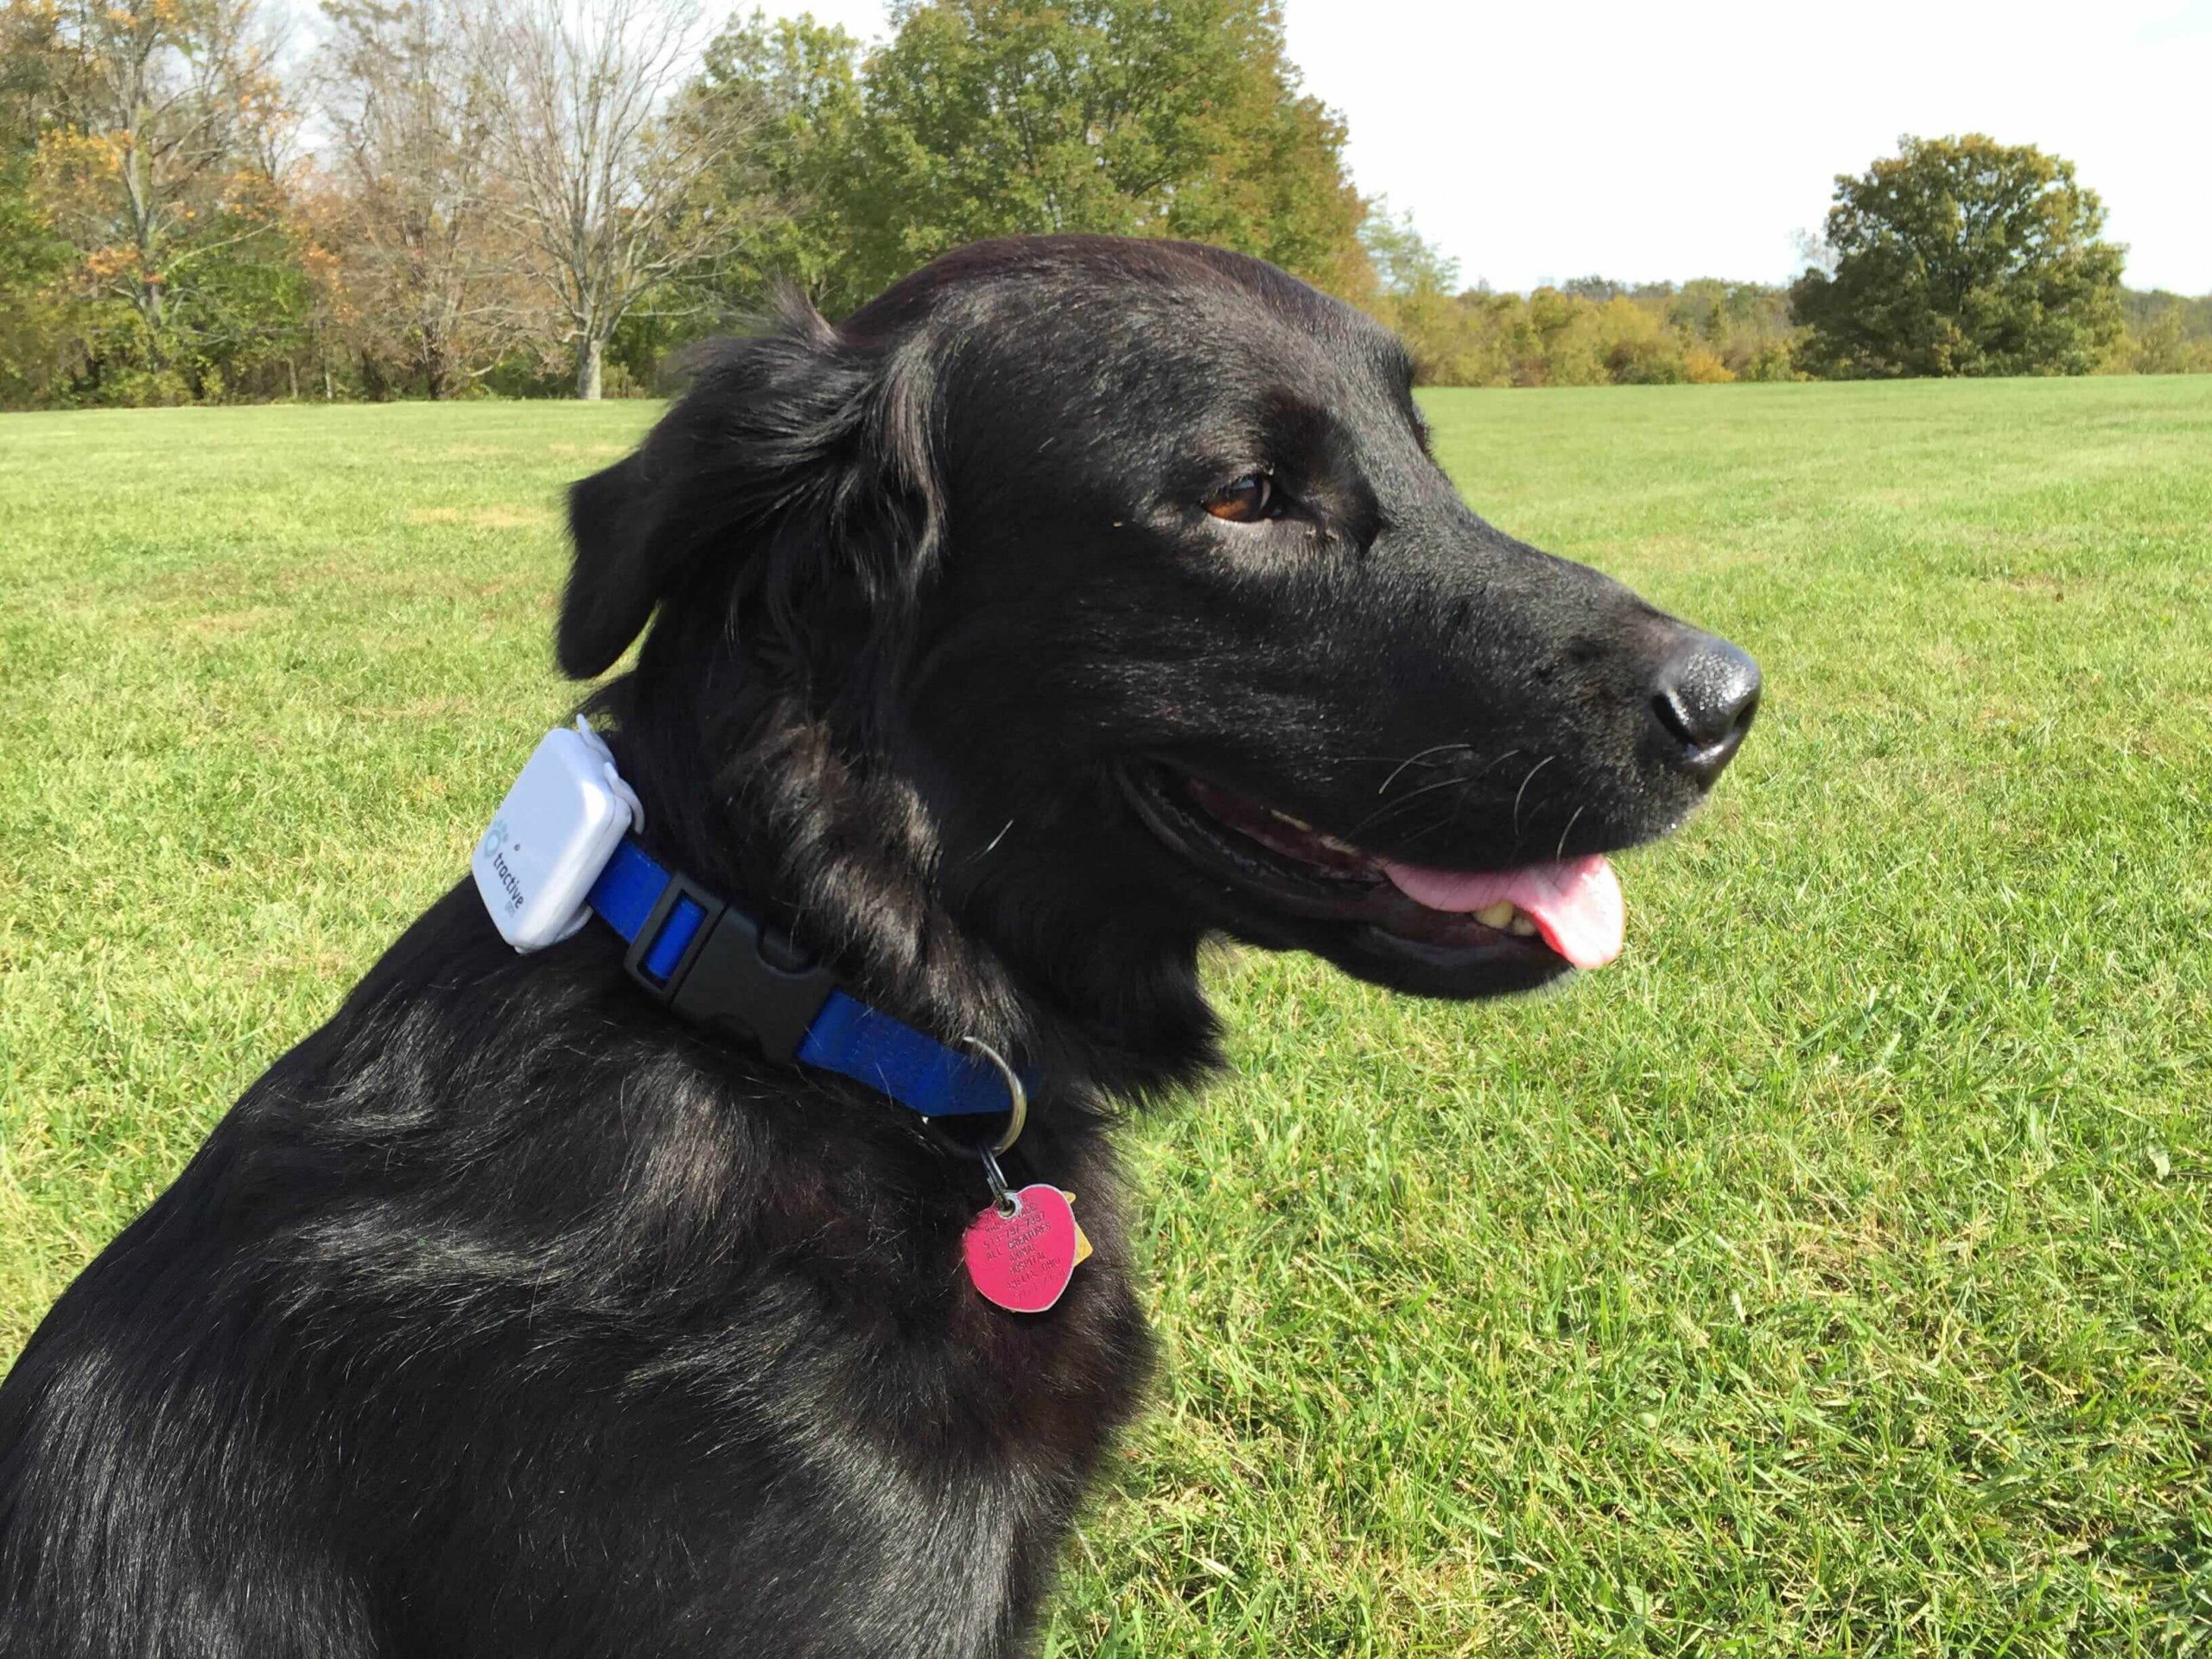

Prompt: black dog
xmin=0 ymin=236 xmax=1756 ymax=1657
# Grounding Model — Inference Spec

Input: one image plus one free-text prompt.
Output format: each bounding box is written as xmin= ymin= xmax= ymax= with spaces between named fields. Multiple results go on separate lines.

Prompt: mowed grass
xmin=3 ymin=378 xmax=2209 ymax=1655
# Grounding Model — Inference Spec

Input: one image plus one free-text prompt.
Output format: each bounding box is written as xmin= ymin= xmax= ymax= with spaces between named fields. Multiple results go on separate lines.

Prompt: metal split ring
xmin=960 ymin=1036 xmax=1027 ymax=1157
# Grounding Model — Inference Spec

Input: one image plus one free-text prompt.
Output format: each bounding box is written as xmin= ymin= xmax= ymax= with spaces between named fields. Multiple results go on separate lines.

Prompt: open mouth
xmin=1125 ymin=768 xmax=1626 ymax=971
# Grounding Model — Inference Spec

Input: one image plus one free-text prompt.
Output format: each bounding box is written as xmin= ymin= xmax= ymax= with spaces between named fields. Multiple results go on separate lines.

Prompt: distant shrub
xmin=1682 ymin=346 xmax=1734 ymax=384
xmin=1366 ymin=268 xmax=1806 ymax=390
xmin=2109 ymin=291 xmax=2212 ymax=375
xmin=1359 ymin=211 xmax=1819 ymax=388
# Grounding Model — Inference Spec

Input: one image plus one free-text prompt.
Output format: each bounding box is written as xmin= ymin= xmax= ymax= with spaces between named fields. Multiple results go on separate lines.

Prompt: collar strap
xmin=584 ymin=839 xmax=1021 ymax=1121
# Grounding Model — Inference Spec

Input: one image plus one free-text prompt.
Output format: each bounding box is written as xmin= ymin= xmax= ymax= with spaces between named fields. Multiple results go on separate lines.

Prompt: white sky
xmin=768 ymin=0 xmax=2212 ymax=296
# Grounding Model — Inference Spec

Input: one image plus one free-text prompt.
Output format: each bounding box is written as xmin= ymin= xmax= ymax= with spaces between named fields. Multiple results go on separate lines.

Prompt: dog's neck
xmin=585 ymin=649 xmax=1222 ymax=1117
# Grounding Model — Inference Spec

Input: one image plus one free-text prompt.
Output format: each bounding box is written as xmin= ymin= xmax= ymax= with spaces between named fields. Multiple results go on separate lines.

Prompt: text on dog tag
xmin=963 ymin=1185 xmax=1082 ymax=1313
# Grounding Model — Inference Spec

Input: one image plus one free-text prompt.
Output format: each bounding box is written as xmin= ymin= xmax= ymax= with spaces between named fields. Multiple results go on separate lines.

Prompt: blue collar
xmin=583 ymin=839 xmax=1023 ymax=1122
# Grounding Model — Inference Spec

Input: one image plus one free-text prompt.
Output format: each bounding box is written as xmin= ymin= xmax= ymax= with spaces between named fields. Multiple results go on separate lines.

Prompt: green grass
xmin=3 ymin=379 xmax=2210 ymax=1655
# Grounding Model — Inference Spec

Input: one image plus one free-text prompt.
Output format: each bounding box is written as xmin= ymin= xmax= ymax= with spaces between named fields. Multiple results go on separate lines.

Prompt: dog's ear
xmin=558 ymin=454 xmax=664 ymax=679
xmin=553 ymin=299 xmax=940 ymax=683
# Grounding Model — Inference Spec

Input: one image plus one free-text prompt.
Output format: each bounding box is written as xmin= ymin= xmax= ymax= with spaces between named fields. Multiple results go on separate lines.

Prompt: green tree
xmin=1360 ymin=200 xmax=1478 ymax=383
xmin=0 ymin=2 xmax=75 ymax=404
xmin=1134 ymin=3 xmax=1369 ymax=299
xmin=689 ymin=0 xmax=1371 ymax=316
xmin=1790 ymin=133 xmax=2124 ymax=378
xmin=687 ymin=10 xmax=869 ymax=317
xmin=1361 ymin=197 xmax=1456 ymax=298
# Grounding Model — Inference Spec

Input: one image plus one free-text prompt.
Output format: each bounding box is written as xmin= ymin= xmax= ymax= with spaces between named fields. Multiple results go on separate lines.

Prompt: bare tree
xmin=474 ymin=0 xmax=743 ymax=398
xmin=315 ymin=0 xmax=534 ymax=397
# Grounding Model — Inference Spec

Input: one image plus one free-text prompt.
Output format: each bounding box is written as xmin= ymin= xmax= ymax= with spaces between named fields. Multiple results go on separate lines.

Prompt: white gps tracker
xmin=472 ymin=719 xmax=644 ymax=951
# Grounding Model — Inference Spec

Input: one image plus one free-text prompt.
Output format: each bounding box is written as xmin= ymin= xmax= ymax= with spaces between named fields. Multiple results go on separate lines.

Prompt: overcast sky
xmin=768 ymin=0 xmax=2212 ymax=296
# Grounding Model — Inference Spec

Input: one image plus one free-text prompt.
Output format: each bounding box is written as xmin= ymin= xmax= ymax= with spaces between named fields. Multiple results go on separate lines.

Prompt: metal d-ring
xmin=960 ymin=1036 xmax=1027 ymax=1157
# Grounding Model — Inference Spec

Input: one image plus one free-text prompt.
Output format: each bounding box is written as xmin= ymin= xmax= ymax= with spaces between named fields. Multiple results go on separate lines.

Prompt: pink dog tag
xmin=963 ymin=1184 xmax=1081 ymax=1313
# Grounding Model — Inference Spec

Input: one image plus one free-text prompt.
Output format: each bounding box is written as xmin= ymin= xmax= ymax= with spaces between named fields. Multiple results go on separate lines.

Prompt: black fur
xmin=0 ymin=236 xmax=1754 ymax=1657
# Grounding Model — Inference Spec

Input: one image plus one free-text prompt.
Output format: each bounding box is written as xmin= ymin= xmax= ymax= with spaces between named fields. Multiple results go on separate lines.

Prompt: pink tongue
xmin=1378 ymin=855 xmax=1624 ymax=969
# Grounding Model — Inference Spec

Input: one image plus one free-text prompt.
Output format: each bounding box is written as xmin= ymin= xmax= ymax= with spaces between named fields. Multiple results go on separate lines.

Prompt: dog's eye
xmin=1205 ymin=472 xmax=1276 ymax=523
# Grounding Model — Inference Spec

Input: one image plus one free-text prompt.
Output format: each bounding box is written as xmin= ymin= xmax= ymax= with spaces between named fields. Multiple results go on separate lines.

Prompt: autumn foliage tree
xmin=10 ymin=0 xmax=304 ymax=398
xmin=1790 ymin=134 xmax=2125 ymax=378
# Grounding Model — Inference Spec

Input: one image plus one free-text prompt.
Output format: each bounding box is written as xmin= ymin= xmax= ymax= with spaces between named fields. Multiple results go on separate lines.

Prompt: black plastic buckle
xmin=622 ymin=876 xmax=837 ymax=1065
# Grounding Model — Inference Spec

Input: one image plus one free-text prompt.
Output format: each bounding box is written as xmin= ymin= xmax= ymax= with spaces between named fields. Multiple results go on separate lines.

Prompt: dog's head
xmin=564 ymin=236 xmax=1757 ymax=1024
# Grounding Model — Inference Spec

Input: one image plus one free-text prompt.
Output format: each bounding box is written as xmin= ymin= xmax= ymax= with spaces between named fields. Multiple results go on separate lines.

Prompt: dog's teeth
xmin=1315 ymin=833 xmax=1361 ymax=855
xmin=1474 ymin=902 xmax=1516 ymax=929
xmin=1271 ymin=810 xmax=1313 ymax=831
xmin=1506 ymin=912 xmax=1540 ymax=938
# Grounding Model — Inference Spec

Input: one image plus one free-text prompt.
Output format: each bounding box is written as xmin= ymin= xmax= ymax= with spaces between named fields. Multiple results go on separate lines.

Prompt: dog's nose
xmin=1649 ymin=635 xmax=1760 ymax=782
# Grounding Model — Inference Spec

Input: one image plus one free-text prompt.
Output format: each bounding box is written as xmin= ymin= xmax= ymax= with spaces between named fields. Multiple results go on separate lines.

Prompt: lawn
xmin=3 ymin=378 xmax=2209 ymax=1655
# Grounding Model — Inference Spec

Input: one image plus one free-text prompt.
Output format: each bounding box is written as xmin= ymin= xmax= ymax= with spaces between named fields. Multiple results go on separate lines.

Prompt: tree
xmin=0 ymin=2 xmax=75 ymax=404
xmin=1360 ymin=200 xmax=1476 ymax=383
xmin=2118 ymin=289 xmax=2212 ymax=374
xmin=687 ymin=0 xmax=1372 ymax=316
xmin=315 ymin=0 xmax=533 ymax=397
xmin=474 ymin=0 xmax=748 ymax=398
xmin=1790 ymin=134 xmax=2124 ymax=378
xmin=1127 ymin=0 xmax=1370 ymax=299
xmin=22 ymin=0 xmax=297 ymax=394
xmin=686 ymin=10 xmax=867 ymax=316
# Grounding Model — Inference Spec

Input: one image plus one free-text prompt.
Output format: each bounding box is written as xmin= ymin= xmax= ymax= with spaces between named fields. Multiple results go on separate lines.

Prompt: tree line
xmin=1 ymin=0 xmax=2202 ymax=409
xmin=1367 ymin=135 xmax=2210 ymax=387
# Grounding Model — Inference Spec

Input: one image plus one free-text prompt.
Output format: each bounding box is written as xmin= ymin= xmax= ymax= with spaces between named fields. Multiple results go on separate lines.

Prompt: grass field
xmin=3 ymin=378 xmax=2209 ymax=1655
